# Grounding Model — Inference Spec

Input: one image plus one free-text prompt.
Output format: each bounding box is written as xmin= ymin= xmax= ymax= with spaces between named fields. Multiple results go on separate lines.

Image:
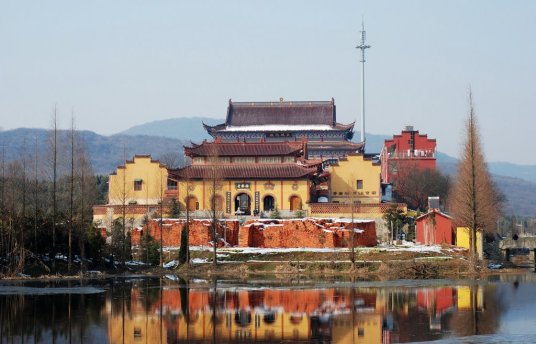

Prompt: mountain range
xmin=1 ymin=117 xmax=535 ymax=216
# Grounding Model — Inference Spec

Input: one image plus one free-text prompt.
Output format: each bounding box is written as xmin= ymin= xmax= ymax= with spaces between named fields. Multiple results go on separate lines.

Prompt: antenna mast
xmin=356 ymin=22 xmax=371 ymax=143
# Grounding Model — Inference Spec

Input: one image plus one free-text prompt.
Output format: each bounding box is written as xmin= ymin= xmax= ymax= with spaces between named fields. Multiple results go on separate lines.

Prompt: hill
xmin=119 ymin=117 xmax=221 ymax=142
xmin=0 ymin=128 xmax=188 ymax=175
xmin=2 ymin=118 xmax=536 ymax=216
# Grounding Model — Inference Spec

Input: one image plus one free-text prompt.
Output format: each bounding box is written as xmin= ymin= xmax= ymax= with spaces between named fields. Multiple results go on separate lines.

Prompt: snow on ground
xmin=312 ymin=218 xmax=375 ymax=223
xmin=191 ymin=258 xmax=208 ymax=264
xmin=188 ymin=243 xmax=449 ymax=255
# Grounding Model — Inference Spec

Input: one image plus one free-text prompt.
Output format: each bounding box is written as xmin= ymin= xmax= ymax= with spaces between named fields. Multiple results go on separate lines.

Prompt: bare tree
xmin=19 ymin=137 xmax=28 ymax=271
xmin=0 ymin=143 xmax=5 ymax=259
xmin=157 ymin=168 xmax=165 ymax=267
xmin=449 ymin=92 xmax=501 ymax=259
xmin=50 ymin=106 xmax=59 ymax=273
xmin=393 ymin=163 xmax=450 ymax=211
xmin=205 ymin=145 xmax=223 ymax=268
xmin=75 ymin=138 xmax=97 ymax=273
xmin=178 ymin=177 xmax=191 ymax=265
xmin=68 ymin=115 xmax=75 ymax=273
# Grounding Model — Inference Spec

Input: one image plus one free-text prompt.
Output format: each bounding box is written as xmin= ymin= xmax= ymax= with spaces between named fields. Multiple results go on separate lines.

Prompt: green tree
xmin=383 ymin=206 xmax=407 ymax=244
xmin=140 ymin=231 xmax=160 ymax=265
xmin=169 ymin=197 xmax=181 ymax=218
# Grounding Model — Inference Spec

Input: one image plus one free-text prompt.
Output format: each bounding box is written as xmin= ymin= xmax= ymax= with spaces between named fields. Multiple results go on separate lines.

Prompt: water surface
xmin=1 ymin=273 xmax=535 ymax=343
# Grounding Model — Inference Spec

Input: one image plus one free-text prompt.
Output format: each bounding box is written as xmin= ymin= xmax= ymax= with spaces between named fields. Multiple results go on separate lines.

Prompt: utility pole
xmin=356 ymin=21 xmax=371 ymax=144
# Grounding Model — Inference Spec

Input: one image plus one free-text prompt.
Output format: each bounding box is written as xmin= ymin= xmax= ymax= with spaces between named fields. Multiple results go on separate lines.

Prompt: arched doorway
xmin=289 ymin=195 xmax=302 ymax=211
xmin=263 ymin=195 xmax=275 ymax=212
xmin=234 ymin=193 xmax=251 ymax=215
xmin=186 ymin=196 xmax=198 ymax=211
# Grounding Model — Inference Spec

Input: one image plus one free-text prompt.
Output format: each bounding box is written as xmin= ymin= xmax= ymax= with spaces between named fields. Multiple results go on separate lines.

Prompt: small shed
xmin=415 ymin=210 xmax=455 ymax=245
xmin=456 ymin=227 xmax=483 ymax=258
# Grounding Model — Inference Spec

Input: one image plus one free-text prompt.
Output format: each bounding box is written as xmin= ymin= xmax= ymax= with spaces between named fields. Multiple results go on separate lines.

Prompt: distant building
xmin=380 ymin=125 xmax=436 ymax=184
xmin=380 ymin=126 xmax=436 ymax=201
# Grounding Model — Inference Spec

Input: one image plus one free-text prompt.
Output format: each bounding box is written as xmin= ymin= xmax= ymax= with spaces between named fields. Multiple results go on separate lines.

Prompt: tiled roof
xmin=307 ymin=141 xmax=365 ymax=150
xmin=184 ymin=141 xmax=304 ymax=157
xmin=227 ymin=100 xmax=336 ymax=126
xmin=169 ymin=164 xmax=316 ymax=179
xmin=203 ymin=99 xmax=355 ymax=135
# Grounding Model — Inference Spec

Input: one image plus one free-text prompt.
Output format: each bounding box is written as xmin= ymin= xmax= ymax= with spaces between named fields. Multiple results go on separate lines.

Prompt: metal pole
xmin=361 ymin=53 xmax=366 ymax=143
xmin=356 ymin=22 xmax=371 ymax=143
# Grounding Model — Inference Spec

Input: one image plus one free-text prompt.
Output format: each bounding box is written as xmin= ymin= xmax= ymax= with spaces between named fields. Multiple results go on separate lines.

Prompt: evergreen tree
xmin=169 ymin=198 xmax=181 ymax=218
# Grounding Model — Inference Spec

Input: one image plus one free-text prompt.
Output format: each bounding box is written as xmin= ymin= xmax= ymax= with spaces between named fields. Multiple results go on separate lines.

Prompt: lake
xmin=1 ymin=273 xmax=536 ymax=343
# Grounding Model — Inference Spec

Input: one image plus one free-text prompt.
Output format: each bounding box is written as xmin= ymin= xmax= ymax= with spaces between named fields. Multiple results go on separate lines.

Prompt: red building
xmin=415 ymin=209 xmax=454 ymax=246
xmin=380 ymin=126 xmax=436 ymax=184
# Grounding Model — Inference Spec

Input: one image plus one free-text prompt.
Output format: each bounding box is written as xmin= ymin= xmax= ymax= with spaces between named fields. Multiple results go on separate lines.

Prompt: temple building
xmin=380 ymin=126 xmax=436 ymax=202
xmin=203 ymin=99 xmax=364 ymax=160
xmin=93 ymin=99 xmax=391 ymax=233
xmin=93 ymin=155 xmax=168 ymax=230
xmin=168 ymin=140 xmax=318 ymax=216
xmin=380 ymin=125 xmax=436 ymax=184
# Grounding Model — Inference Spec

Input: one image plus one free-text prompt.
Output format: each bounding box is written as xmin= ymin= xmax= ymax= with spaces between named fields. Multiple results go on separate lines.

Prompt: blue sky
xmin=1 ymin=1 xmax=534 ymax=164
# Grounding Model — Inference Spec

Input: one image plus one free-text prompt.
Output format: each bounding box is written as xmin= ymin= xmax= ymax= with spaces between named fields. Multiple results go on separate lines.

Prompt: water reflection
xmin=0 ymin=275 xmax=531 ymax=343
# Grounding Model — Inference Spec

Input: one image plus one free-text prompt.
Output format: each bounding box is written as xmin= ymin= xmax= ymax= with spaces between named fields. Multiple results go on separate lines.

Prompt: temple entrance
xmin=234 ymin=193 xmax=251 ymax=215
xmin=289 ymin=195 xmax=302 ymax=211
xmin=263 ymin=195 xmax=275 ymax=212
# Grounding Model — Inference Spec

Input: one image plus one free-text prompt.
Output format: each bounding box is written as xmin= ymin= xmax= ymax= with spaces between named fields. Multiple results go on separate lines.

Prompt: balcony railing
xmin=309 ymin=202 xmax=406 ymax=217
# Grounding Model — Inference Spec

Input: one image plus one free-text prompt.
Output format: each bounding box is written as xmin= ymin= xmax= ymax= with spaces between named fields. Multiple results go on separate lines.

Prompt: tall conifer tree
xmin=450 ymin=92 xmax=500 ymax=258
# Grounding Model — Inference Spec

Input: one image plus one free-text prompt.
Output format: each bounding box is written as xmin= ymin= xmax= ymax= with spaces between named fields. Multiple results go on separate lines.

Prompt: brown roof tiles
xmin=226 ymin=100 xmax=336 ymax=126
xmin=184 ymin=141 xmax=304 ymax=157
xmin=169 ymin=164 xmax=316 ymax=180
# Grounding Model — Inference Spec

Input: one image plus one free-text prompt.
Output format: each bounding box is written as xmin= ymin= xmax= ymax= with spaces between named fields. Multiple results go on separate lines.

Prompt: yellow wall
xmin=456 ymin=285 xmax=484 ymax=311
xmin=331 ymin=314 xmax=382 ymax=344
xmin=327 ymin=154 xmax=381 ymax=204
xmin=456 ymin=227 xmax=483 ymax=257
xmin=176 ymin=178 xmax=310 ymax=214
xmin=108 ymin=311 xmax=166 ymax=344
xmin=108 ymin=156 xmax=168 ymax=206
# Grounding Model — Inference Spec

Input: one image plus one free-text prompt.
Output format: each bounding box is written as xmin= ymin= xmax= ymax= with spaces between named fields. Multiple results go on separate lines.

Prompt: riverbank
xmin=1 ymin=244 xmax=525 ymax=281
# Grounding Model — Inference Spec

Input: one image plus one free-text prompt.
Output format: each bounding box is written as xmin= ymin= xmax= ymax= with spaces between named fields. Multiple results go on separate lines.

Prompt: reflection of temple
xmin=105 ymin=282 xmax=493 ymax=344
xmin=106 ymin=285 xmax=382 ymax=343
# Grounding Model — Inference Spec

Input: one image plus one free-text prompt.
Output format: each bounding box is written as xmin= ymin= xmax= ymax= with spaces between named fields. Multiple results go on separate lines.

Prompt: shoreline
xmin=1 ymin=256 xmax=530 ymax=283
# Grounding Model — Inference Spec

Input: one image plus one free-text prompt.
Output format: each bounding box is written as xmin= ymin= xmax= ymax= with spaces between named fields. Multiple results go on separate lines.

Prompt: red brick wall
xmin=131 ymin=219 xmax=240 ymax=247
xmin=130 ymin=218 xmax=376 ymax=248
xmin=238 ymin=219 xmax=376 ymax=248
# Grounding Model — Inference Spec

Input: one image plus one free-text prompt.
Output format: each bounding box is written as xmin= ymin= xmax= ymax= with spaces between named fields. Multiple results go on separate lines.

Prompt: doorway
xmin=234 ymin=193 xmax=251 ymax=215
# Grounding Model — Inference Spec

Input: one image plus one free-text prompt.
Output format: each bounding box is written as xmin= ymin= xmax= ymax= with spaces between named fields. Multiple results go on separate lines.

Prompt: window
xmin=233 ymin=157 xmax=255 ymax=163
xmin=259 ymin=156 xmax=280 ymax=164
xmin=193 ymin=157 xmax=205 ymax=164
xmin=356 ymin=180 xmax=363 ymax=190
xmin=283 ymin=156 xmax=295 ymax=163
xmin=167 ymin=178 xmax=177 ymax=190
xmin=134 ymin=179 xmax=142 ymax=191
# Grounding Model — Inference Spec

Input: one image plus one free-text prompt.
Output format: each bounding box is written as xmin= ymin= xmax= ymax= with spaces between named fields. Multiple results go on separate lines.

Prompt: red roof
xmin=184 ymin=141 xmax=304 ymax=157
xmin=170 ymin=164 xmax=316 ymax=179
